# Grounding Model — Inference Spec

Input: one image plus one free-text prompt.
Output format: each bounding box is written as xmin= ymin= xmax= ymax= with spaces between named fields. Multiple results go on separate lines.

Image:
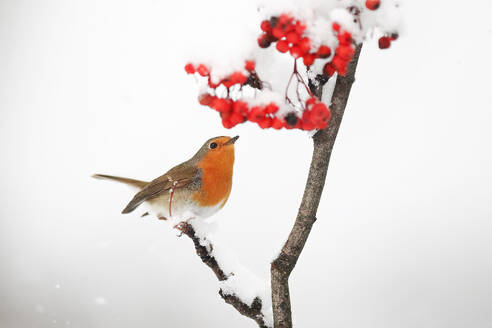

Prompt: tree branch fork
xmin=174 ymin=45 xmax=362 ymax=328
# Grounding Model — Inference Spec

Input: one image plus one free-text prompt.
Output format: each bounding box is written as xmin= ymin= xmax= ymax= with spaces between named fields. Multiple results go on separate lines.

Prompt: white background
xmin=1 ymin=0 xmax=491 ymax=327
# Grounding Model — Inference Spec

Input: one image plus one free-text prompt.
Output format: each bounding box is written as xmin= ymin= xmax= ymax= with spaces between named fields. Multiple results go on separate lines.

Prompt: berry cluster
xmin=185 ymin=61 xmax=253 ymax=88
xmin=324 ymin=23 xmax=355 ymax=76
xmin=186 ymin=56 xmax=332 ymax=130
xmin=186 ymin=55 xmax=332 ymax=130
xmin=195 ymin=93 xmax=330 ymax=130
xmin=185 ymin=4 xmax=400 ymax=132
xmin=257 ymin=14 xmax=356 ymax=77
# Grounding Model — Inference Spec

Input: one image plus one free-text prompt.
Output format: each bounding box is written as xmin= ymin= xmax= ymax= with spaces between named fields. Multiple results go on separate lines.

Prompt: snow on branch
xmin=179 ymin=220 xmax=273 ymax=328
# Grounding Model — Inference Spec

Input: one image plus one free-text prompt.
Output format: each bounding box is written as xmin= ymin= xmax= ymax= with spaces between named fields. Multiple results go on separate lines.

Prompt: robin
xmin=93 ymin=135 xmax=239 ymax=221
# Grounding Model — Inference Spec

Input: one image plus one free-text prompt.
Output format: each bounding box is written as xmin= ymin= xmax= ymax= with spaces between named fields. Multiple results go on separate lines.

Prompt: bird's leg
xmin=173 ymin=217 xmax=194 ymax=237
xmin=173 ymin=221 xmax=187 ymax=237
xmin=168 ymin=180 xmax=178 ymax=218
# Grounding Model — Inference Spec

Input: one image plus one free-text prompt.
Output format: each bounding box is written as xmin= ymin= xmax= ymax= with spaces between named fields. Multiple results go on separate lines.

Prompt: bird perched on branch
xmin=93 ymin=136 xmax=239 ymax=221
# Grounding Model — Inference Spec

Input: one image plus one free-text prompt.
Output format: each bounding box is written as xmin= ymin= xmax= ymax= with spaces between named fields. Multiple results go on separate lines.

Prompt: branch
xmin=180 ymin=222 xmax=271 ymax=328
xmin=270 ymin=44 xmax=363 ymax=328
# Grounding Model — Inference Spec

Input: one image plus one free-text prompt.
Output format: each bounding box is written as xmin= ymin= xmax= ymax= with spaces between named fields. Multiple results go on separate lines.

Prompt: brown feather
xmin=121 ymin=164 xmax=199 ymax=214
xmin=92 ymin=174 xmax=148 ymax=189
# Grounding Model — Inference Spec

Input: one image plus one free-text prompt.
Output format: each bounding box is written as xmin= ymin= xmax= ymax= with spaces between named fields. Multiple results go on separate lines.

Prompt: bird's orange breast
xmin=192 ymin=146 xmax=234 ymax=207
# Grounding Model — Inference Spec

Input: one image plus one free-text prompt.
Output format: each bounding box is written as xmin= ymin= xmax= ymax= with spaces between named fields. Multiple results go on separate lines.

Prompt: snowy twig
xmin=180 ymin=222 xmax=271 ymax=328
xmin=270 ymin=45 xmax=363 ymax=328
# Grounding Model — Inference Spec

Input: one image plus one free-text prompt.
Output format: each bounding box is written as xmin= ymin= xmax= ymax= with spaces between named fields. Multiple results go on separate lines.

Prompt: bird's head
xmin=192 ymin=136 xmax=239 ymax=168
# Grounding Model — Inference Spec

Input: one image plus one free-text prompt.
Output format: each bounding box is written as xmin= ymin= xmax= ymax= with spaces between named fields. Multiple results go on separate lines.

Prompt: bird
xmin=93 ymin=135 xmax=239 ymax=221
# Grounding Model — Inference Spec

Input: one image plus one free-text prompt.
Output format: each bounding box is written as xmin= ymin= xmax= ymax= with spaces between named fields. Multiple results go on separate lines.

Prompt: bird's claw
xmin=173 ymin=221 xmax=187 ymax=236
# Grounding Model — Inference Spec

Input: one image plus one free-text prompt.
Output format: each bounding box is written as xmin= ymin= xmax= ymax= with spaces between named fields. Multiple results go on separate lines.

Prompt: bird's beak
xmin=224 ymin=135 xmax=239 ymax=145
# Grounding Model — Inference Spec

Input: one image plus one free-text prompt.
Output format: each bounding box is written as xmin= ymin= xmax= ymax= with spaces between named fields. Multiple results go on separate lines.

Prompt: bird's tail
xmin=92 ymin=174 xmax=148 ymax=190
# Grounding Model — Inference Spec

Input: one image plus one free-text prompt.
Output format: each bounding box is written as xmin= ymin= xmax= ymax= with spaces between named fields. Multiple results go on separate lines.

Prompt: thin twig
xmin=270 ymin=45 xmax=363 ymax=328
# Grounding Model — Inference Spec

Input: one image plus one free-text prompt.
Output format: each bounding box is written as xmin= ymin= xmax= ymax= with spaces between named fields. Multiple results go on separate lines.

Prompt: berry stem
xmin=293 ymin=59 xmax=314 ymax=98
xmin=285 ymin=61 xmax=296 ymax=106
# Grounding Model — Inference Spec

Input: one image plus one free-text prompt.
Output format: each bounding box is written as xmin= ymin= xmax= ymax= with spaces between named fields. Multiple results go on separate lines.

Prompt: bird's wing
xmin=121 ymin=164 xmax=199 ymax=214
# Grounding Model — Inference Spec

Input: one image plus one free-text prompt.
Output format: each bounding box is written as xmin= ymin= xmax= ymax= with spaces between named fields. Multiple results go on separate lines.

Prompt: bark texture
xmin=270 ymin=45 xmax=362 ymax=328
xmin=180 ymin=223 xmax=269 ymax=328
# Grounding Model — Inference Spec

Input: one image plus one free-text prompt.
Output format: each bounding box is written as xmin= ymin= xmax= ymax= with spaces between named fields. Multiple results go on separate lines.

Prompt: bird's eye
xmin=209 ymin=142 xmax=218 ymax=149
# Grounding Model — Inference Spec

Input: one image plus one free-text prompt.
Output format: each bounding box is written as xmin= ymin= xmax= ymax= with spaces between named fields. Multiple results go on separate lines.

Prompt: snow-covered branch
xmin=180 ymin=220 xmax=273 ymax=328
xmin=179 ymin=2 xmax=400 ymax=327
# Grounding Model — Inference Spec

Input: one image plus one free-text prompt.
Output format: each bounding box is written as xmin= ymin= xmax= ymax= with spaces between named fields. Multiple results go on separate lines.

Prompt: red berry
xmin=338 ymin=32 xmax=352 ymax=45
xmin=311 ymin=103 xmax=330 ymax=121
xmin=305 ymin=97 xmax=317 ymax=109
xmin=260 ymin=20 xmax=272 ymax=33
xmin=272 ymin=117 xmax=284 ymax=130
xmin=316 ymin=45 xmax=331 ymax=59
xmin=211 ymin=98 xmax=231 ymax=113
xmin=221 ymin=78 xmax=233 ymax=88
xmin=337 ymin=65 xmax=348 ymax=76
xmin=286 ymin=31 xmax=299 ymax=44
xmin=331 ymin=55 xmax=346 ymax=72
xmin=285 ymin=23 xmax=296 ymax=34
xmin=331 ymin=56 xmax=348 ymax=76
xmin=278 ymin=14 xmax=293 ymax=27
xmin=301 ymin=122 xmax=316 ymax=131
xmin=247 ymin=106 xmax=265 ymax=122
xmin=337 ymin=45 xmax=355 ymax=61
xmin=258 ymin=117 xmax=273 ymax=129
xmin=272 ymin=27 xmax=285 ymax=39
xmin=222 ymin=118 xmax=233 ymax=129
xmin=245 ymin=60 xmax=255 ymax=71
xmin=313 ymin=102 xmax=328 ymax=113
xmin=378 ymin=36 xmax=391 ymax=49
xmin=230 ymin=112 xmax=244 ymax=126
xmin=276 ymin=40 xmax=290 ymax=53
xmin=232 ymin=101 xmax=249 ymax=115
xmin=197 ymin=64 xmax=209 ymax=77
xmin=198 ymin=94 xmax=214 ymax=106
xmin=295 ymin=21 xmax=306 ymax=35
xmin=221 ymin=112 xmax=233 ymax=128
xmin=184 ymin=63 xmax=195 ymax=74
xmin=303 ymin=54 xmax=315 ymax=66
xmin=289 ymin=46 xmax=303 ymax=58
xmin=265 ymin=103 xmax=279 ymax=114
xmin=258 ymin=33 xmax=272 ymax=48
xmin=298 ymin=37 xmax=311 ymax=54
xmin=332 ymin=22 xmax=340 ymax=32
xmin=301 ymin=113 xmax=316 ymax=130
xmin=323 ymin=63 xmax=336 ymax=77
xmin=225 ymin=115 xmax=242 ymax=128
xmin=302 ymin=109 xmax=312 ymax=121
xmin=365 ymin=0 xmax=380 ymax=10
xmin=229 ymin=72 xmax=247 ymax=85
